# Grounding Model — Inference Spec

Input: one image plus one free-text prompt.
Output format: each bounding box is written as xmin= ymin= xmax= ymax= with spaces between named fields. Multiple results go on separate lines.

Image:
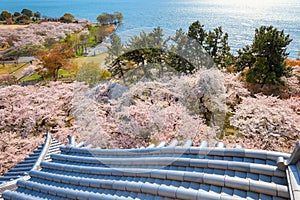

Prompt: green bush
xmin=237 ymin=26 xmax=292 ymax=86
xmin=76 ymin=62 xmax=111 ymax=87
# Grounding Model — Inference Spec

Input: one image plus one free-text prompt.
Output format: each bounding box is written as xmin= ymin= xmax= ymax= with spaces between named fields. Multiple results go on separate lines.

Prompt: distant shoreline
xmin=1 ymin=0 xmax=299 ymax=59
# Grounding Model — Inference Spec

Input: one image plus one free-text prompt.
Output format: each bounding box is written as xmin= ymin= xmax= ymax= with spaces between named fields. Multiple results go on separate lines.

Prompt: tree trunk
xmin=54 ymin=67 xmax=59 ymax=81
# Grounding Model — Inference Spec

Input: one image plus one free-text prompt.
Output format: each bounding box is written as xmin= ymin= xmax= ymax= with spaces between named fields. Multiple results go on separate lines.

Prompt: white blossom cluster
xmin=0 ymin=22 xmax=85 ymax=48
xmin=72 ymin=68 xmax=227 ymax=148
xmin=230 ymin=94 xmax=300 ymax=151
xmin=113 ymin=81 xmax=216 ymax=146
xmin=0 ymin=81 xmax=79 ymax=175
xmin=1 ymin=68 xmax=299 ymax=174
xmin=285 ymin=65 xmax=300 ymax=96
xmin=0 ymin=81 xmax=75 ymax=138
xmin=22 ymin=64 xmax=40 ymax=76
xmin=223 ymin=72 xmax=250 ymax=107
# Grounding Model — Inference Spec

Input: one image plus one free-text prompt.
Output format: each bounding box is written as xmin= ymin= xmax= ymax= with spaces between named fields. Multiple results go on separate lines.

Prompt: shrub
xmin=76 ymin=62 xmax=111 ymax=87
xmin=60 ymin=13 xmax=75 ymax=23
xmin=237 ymin=26 xmax=292 ymax=86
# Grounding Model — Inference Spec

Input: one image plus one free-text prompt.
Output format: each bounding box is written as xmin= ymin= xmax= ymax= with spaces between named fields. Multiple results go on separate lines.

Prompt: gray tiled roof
xmin=1 ymin=135 xmax=300 ymax=200
xmin=285 ymin=142 xmax=300 ymax=200
xmin=0 ymin=133 xmax=61 ymax=194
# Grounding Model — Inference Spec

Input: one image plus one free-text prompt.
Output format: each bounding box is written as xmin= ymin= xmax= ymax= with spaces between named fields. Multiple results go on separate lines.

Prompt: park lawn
xmin=72 ymin=53 xmax=107 ymax=67
xmin=0 ymin=63 xmax=29 ymax=76
xmin=19 ymin=70 xmax=75 ymax=83
xmin=58 ymin=69 xmax=76 ymax=78
xmin=19 ymin=73 xmax=41 ymax=82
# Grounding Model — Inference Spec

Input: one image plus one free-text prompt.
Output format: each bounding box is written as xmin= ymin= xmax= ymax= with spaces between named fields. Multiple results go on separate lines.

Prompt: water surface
xmin=1 ymin=0 xmax=299 ymax=58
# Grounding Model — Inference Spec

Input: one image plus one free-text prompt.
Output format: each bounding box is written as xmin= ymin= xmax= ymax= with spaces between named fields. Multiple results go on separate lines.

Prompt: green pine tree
xmin=245 ymin=26 xmax=292 ymax=85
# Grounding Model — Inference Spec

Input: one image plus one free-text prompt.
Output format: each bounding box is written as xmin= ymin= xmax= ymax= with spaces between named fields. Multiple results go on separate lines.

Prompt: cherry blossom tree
xmin=0 ymin=22 xmax=86 ymax=50
xmin=0 ymin=81 xmax=81 ymax=175
xmin=229 ymin=94 xmax=300 ymax=152
xmin=1 ymin=65 xmax=299 ymax=175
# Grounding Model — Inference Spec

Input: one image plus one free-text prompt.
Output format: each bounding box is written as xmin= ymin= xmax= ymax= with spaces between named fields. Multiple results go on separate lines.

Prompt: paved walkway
xmin=86 ymin=43 xmax=110 ymax=56
xmin=0 ymin=57 xmax=36 ymax=64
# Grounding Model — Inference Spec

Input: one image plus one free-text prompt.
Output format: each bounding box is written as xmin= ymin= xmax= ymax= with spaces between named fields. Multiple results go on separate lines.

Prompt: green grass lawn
xmin=19 ymin=70 xmax=76 ymax=83
xmin=19 ymin=73 xmax=41 ymax=82
xmin=2 ymin=53 xmax=108 ymax=83
xmin=19 ymin=69 xmax=76 ymax=82
xmin=72 ymin=53 xmax=107 ymax=67
xmin=58 ymin=69 xmax=76 ymax=78
xmin=0 ymin=63 xmax=29 ymax=75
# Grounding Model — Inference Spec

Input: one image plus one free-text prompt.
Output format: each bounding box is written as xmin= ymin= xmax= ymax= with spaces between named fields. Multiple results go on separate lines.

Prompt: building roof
xmin=1 ymin=134 xmax=300 ymax=200
xmin=0 ymin=134 xmax=61 ymax=188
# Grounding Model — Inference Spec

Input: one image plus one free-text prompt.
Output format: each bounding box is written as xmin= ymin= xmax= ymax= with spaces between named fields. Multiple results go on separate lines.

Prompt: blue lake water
xmin=1 ymin=0 xmax=300 ymax=58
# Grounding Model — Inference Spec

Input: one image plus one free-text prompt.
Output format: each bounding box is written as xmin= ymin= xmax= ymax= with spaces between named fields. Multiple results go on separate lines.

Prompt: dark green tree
xmin=219 ymin=32 xmax=234 ymax=68
xmin=107 ymin=27 xmax=215 ymax=84
xmin=148 ymin=27 xmax=165 ymax=48
xmin=106 ymin=34 xmax=123 ymax=62
xmin=15 ymin=14 xmax=30 ymax=24
xmin=0 ymin=10 xmax=12 ymax=21
xmin=106 ymin=34 xmax=125 ymax=80
xmin=245 ymin=26 xmax=292 ymax=85
xmin=96 ymin=13 xmax=111 ymax=25
xmin=34 ymin=11 xmax=41 ymax=19
xmin=13 ymin=12 xmax=21 ymax=18
xmin=235 ymin=45 xmax=255 ymax=72
xmin=97 ymin=12 xmax=123 ymax=25
xmin=187 ymin=21 xmax=207 ymax=47
xmin=21 ymin=9 xmax=33 ymax=18
xmin=205 ymin=26 xmax=232 ymax=68
xmin=170 ymin=28 xmax=205 ymax=72
xmin=125 ymin=32 xmax=154 ymax=80
xmin=60 ymin=13 xmax=74 ymax=23
xmin=114 ymin=12 xmax=123 ymax=23
xmin=187 ymin=22 xmax=233 ymax=68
